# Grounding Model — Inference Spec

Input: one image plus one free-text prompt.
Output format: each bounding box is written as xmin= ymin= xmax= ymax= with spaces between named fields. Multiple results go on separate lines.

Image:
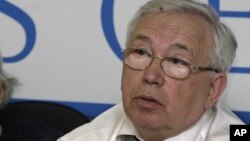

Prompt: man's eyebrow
xmin=169 ymin=43 xmax=189 ymax=52
xmin=132 ymin=35 xmax=189 ymax=52
xmin=133 ymin=34 xmax=151 ymax=44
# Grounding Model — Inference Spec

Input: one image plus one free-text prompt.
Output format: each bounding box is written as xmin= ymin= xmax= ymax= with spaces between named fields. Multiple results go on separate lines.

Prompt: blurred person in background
xmin=58 ymin=0 xmax=244 ymax=141
xmin=0 ymin=51 xmax=63 ymax=141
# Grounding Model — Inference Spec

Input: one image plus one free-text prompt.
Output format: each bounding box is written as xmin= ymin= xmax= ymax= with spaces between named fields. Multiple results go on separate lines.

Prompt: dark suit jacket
xmin=0 ymin=115 xmax=63 ymax=141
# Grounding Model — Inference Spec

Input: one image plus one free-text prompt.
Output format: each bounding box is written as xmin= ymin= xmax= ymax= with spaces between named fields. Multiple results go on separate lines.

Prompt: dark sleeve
xmin=0 ymin=116 xmax=64 ymax=141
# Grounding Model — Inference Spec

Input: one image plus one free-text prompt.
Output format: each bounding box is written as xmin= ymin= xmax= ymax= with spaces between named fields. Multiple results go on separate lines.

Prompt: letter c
xmin=0 ymin=1 xmax=36 ymax=63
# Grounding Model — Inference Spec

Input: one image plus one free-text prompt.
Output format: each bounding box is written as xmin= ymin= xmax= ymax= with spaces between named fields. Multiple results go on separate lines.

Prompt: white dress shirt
xmin=57 ymin=102 xmax=244 ymax=141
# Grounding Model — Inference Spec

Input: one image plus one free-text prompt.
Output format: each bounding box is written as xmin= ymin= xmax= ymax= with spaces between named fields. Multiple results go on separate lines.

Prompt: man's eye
xmin=133 ymin=49 xmax=151 ymax=57
xmin=167 ymin=57 xmax=188 ymax=66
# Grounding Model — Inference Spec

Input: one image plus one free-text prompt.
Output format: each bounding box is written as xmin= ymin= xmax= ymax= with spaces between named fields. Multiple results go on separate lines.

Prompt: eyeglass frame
xmin=123 ymin=47 xmax=219 ymax=79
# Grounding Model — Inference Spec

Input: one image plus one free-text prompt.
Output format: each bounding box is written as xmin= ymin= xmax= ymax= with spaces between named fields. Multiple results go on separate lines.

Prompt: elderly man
xmin=58 ymin=0 xmax=244 ymax=141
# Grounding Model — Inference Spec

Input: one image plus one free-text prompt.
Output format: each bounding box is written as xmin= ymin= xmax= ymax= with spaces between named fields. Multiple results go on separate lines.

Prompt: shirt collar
xmin=117 ymin=115 xmax=142 ymax=140
xmin=166 ymin=108 xmax=215 ymax=141
xmin=116 ymin=108 xmax=215 ymax=141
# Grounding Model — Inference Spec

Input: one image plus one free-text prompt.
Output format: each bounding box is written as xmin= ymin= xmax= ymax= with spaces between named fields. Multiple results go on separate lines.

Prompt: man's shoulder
xmin=206 ymin=103 xmax=245 ymax=140
xmin=214 ymin=103 xmax=245 ymax=125
xmin=57 ymin=103 xmax=125 ymax=141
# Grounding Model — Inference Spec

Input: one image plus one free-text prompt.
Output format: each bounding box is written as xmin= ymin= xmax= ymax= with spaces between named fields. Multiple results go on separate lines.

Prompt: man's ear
xmin=205 ymin=73 xmax=227 ymax=110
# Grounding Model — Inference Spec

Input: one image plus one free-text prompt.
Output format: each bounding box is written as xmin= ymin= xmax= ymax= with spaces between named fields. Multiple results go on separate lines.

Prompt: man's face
xmin=121 ymin=12 xmax=221 ymax=138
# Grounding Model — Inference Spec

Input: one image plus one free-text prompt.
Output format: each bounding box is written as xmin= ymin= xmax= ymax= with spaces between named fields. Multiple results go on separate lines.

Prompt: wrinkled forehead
xmin=129 ymin=12 xmax=214 ymax=63
xmin=133 ymin=12 xmax=213 ymax=46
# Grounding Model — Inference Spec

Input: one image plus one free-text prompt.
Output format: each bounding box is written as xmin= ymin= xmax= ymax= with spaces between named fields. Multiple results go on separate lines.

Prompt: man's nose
xmin=142 ymin=57 xmax=165 ymax=86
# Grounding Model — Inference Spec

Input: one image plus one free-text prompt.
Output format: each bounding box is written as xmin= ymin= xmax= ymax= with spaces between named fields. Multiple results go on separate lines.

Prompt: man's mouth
xmin=134 ymin=95 xmax=163 ymax=110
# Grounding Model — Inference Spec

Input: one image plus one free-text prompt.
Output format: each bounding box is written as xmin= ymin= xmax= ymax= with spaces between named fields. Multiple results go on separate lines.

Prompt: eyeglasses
xmin=123 ymin=48 xmax=218 ymax=79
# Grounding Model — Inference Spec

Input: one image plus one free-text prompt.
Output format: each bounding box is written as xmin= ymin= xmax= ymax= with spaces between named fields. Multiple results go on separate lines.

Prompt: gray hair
xmin=126 ymin=0 xmax=237 ymax=72
xmin=0 ymin=53 xmax=18 ymax=109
